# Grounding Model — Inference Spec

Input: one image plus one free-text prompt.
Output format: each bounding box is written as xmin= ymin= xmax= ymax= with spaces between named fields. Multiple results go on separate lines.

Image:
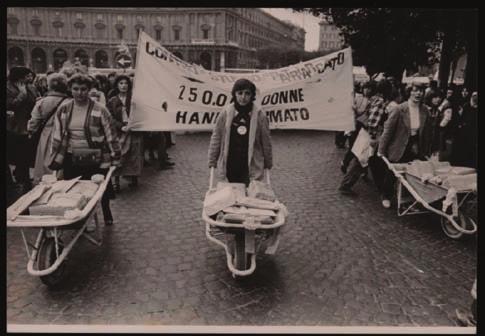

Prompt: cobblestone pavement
xmin=6 ymin=130 xmax=477 ymax=327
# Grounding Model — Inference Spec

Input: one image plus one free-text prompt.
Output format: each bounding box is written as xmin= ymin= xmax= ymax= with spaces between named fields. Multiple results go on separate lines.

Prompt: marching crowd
xmin=336 ymin=77 xmax=478 ymax=208
xmin=6 ymin=63 xmax=176 ymax=224
xmin=5 ymin=63 xmax=477 ymax=327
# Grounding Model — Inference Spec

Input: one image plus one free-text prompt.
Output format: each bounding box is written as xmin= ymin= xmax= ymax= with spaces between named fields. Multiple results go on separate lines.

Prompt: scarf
xmin=234 ymin=101 xmax=253 ymax=116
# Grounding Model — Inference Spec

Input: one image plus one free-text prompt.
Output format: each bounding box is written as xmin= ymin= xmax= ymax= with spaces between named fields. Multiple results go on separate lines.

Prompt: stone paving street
xmin=6 ymin=130 xmax=477 ymax=328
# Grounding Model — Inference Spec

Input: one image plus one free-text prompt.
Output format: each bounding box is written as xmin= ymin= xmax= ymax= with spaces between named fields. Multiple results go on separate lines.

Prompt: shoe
xmin=105 ymin=219 xmax=113 ymax=226
xmin=340 ymin=161 xmax=347 ymax=174
xmin=338 ymin=187 xmax=357 ymax=196
xmin=381 ymin=199 xmax=391 ymax=208
xmin=165 ymin=161 xmax=175 ymax=166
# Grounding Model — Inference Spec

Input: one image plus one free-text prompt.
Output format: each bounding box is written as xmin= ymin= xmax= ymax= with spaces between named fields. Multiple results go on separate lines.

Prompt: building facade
xmin=7 ymin=7 xmax=306 ymax=73
xmin=318 ymin=18 xmax=344 ymax=52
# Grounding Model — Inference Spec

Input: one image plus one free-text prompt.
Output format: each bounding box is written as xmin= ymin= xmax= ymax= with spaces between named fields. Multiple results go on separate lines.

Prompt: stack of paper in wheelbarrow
xmin=203 ymin=185 xmax=239 ymax=216
xmin=247 ymin=180 xmax=276 ymax=201
xmin=28 ymin=177 xmax=100 ymax=217
xmin=204 ymin=181 xmax=286 ymax=225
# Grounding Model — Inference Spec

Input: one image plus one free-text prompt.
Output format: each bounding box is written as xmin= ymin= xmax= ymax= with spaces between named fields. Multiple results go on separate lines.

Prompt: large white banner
xmin=130 ymin=31 xmax=355 ymax=132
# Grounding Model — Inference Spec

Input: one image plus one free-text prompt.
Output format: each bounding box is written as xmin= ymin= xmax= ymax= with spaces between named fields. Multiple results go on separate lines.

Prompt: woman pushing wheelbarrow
xmin=203 ymin=78 xmax=287 ymax=277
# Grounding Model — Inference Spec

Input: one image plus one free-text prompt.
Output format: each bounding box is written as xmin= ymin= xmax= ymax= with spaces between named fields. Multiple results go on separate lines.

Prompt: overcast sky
xmin=261 ymin=8 xmax=322 ymax=51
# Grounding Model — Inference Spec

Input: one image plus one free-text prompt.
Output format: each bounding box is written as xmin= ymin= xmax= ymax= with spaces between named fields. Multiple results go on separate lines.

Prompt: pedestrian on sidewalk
xmin=208 ymin=78 xmax=272 ymax=186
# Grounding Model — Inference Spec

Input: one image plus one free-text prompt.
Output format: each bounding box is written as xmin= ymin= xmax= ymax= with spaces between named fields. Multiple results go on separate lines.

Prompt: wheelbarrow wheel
xmin=233 ymin=232 xmax=249 ymax=271
xmin=38 ymin=237 xmax=67 ymax=288
xmin=441 ymin=211 xmax=476 ymax=240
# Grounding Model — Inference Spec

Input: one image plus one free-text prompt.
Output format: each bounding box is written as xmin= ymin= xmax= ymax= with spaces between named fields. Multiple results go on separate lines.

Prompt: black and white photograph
xmin=5 ymin=6 xmax=478 ymax=334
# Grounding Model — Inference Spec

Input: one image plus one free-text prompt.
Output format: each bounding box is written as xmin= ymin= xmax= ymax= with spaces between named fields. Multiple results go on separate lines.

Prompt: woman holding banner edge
xmin=107 ymin=75 xmax=144 ymax=191
xmin=208 ymin=78 xmax=272 ymax=186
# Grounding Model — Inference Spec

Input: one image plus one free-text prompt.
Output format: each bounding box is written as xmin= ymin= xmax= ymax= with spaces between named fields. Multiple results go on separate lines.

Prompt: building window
xmin=53 ymin=20 xmax=63 ymax=37
xmin=7 ymin=14 xmax=20 ymax=35
xmin=155 ymin=29 xmax=162 ymax=41
xmin=9 ymin=22 xmax=18 ymax=35
xmin=117 ymin=28 xmax=123 ymax=40
xmin=97 ymin=14 xmax=103 ymax=20
xmin=33 ymin=25 xmax=41 ymax=36
xmin=173 ymin=26 xmax=181 ymax=41
xmin=76 ymin=27 xmax=83 ymax=38
xmin=117 ymin=15 xmax=123 ymax=21
xmin=96 ymin=27 xmax=104 ymax=39
xmin=203 ymin=29 xmax=209 ymax=39
xmin=76 ymin=13 xmax=82 ymax=19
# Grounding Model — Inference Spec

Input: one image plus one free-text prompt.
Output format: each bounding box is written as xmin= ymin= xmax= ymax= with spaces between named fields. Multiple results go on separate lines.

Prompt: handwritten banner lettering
xmin=130 ymin=31 xmax=355 ymax=131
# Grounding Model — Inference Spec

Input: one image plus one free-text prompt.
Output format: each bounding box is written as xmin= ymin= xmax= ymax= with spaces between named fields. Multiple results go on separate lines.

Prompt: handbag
xmin=71 ymin=147 xmax=102 ymax=167
xmin=71 ymin=99 xmax=103 ymax=167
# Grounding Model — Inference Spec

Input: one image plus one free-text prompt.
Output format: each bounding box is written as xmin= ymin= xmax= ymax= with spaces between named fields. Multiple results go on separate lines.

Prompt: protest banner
xmin=130 ymin=31 xmax=355 ymax=132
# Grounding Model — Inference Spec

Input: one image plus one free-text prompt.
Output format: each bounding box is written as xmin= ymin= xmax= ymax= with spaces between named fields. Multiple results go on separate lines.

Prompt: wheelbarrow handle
xmin=209 ymin=167 xmax=270 ymax=189
xmin=380 ymin=155 xmax=392 ymax=169
xmin=209 ymin=167 xmax=215 ymax=190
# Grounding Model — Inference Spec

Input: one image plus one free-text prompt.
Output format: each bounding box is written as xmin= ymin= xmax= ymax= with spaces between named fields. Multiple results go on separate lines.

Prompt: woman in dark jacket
xmin=6 ymin=66 xmax=39 ymax=192
xmin=106 ymin=75 xmax=143 ymax=191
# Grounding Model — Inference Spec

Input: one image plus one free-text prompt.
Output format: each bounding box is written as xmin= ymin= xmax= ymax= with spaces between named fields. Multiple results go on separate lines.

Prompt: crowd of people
xmin=336 ymin=77 xmax=478 ymax=209
xmin=6 ymin=63 xmax=176 ymax=223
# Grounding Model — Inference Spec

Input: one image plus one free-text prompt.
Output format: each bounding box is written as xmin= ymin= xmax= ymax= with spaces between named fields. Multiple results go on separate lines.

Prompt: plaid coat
xmin=49 ymin=98 xmax=121 ymax=170
xmin=366 ymin=95 xmax=389 ymax=140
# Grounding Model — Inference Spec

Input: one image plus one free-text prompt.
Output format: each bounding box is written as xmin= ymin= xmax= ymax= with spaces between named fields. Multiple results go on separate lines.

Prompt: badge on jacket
xmin=237 ymin=125 xmax=247 ymax=135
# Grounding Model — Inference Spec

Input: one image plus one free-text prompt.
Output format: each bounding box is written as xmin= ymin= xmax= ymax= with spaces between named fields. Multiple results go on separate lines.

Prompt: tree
xmin=256 ymin=45 xmax=338 ymax=69
xmin=256 ymin=46 xmax=282 ymax=69
xmin=294 ymin=8 xmax=477 ymax=90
